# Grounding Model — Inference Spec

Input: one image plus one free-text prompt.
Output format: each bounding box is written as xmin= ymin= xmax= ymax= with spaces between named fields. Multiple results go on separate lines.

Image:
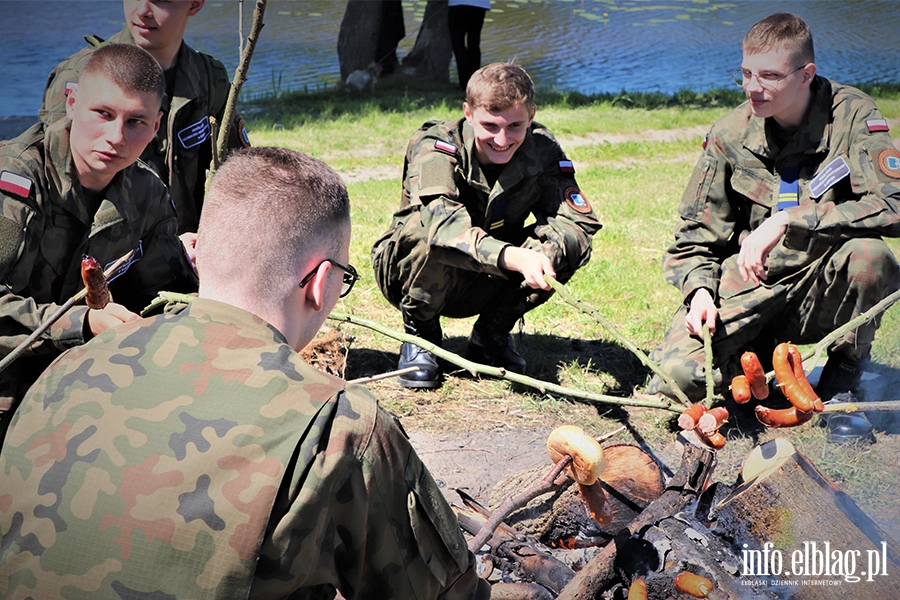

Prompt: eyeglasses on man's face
xmin=732 ymin=64 xmax=807 ymax=91
xmin=299 ymin=259 xmax=359 ymax=298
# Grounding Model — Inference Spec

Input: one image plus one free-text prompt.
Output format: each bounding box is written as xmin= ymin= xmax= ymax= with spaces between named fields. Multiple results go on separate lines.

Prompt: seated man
xmin=649 ymin=13 xmax=900 ymax=443
xmin=0 ymin=147 xmax=490 ymax=600
xmin=0 ymin=43 xmax=197 ymax=441
xmin=372 ymin=62 xmax=601 ymax=388
xmin=41 ymin=0 xmax=248 ymax=235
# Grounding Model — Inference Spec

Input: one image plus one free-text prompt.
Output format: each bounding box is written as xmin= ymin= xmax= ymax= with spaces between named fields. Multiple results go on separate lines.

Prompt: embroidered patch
xmin=239 ymin=118 xmax=251 ymax=148
xmin=433 ymin=140 xmax=457 ymax=155
xmin=702 ymin=133 xmax=709 ymax=149
xmin=64 ymin=81 xmax=78 ymax=96
xmin=878 ymin=148 xmax=900 ymax=179
xmin=866 ymin=118 xmax=890 ymax=133
xmin=177 ymin=116 xmax=211 ymax=149
xmin=0 ymin=171 xmax=33 ymax=198
xmin=559 ymin=160 xmax=575 ymax=173
xmin=564 ymin=187 xmax=591 ymax=214
xmin=489 ymin=220 xmax=504 ymax=230
xmin=808 ymin=156 xmax=851 ymax=198
xmin=104 ymin=241 xmax=144 ymax=283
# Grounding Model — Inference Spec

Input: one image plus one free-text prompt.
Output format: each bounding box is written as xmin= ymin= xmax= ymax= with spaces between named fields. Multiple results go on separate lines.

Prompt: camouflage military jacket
xmin=665 ymin=77 xmax=900 ymax=302
xmin=388 ymin=118 xmax=600 ymax=277
xmin=0 ymin=298 xmax=489 ymax=600
xmin=40 ymin=29 xmax=249 ymax=234
xmin=0 ymin=120 xmax=198 ymax=411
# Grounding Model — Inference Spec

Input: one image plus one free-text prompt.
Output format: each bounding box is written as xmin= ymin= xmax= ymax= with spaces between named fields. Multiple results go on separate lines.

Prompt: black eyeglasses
xmin=732 ymin=64 xmax=807 ymax=91
xmin=299 ymin=259 xmax=359 ymax=298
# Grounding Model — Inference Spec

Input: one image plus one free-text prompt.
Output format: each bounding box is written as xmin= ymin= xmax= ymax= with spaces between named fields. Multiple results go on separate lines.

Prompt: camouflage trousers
xmin=372 ymin=227 xmax=574 ymax=326
xmin=649 ymin=238 xmax=900 ymax=401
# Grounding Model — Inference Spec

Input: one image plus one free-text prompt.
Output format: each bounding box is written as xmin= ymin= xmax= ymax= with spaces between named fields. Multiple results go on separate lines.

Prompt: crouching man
xmin=373 ymin=62 xmax=601 ymax=389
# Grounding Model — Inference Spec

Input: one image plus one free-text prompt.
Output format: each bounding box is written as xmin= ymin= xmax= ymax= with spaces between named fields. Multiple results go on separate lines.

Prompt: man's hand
xmin=737 ymin=212 xmax=788 ymax=285
xmin=498 ymin=246 xmax=555 ymax=290
xmin=685 ymin=288 xmax=717 ymax=337
xmin=179 ymin=231 xmax=198 ymax=269
xmin=87 ymin=302 xmax=140 ymax=336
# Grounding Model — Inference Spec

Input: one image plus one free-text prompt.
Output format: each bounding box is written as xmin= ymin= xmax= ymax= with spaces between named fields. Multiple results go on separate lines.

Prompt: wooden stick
xmin=214 ymin=0 xmax=267 ymax=168
xmin=347 ymin=366 xmax=419 ymax=385
xmin=0 ymin=250 xmax=135 ymax=374
xmin=702 ymin=324 xmax=714 ymax=408
xmin=467 ymin=454 xmax=572 ymax=553
xmin=544 ymin=275 xmax=692 ymax=407
xmin=327 ymin=312 xmax=681 ymax=413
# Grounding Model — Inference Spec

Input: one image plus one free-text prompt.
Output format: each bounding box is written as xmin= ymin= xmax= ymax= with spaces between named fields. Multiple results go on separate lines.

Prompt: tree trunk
xmin=337 ymin=0 xmax=381 ymax=81
xmin=401 ymin=0 xmax=451 ymax=83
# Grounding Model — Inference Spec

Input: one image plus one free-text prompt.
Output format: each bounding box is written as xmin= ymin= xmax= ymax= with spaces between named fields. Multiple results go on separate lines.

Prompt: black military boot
xmin=466 ymin=313 xmax=526 ymax=374
xmin=816 ymin=351 xmax=875 ymax=444
xmin=397 ymin=311 xmax=442 ymax=389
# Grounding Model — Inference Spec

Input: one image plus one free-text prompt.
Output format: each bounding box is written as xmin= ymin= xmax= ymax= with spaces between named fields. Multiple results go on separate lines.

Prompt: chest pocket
xmin=680 ymin=157 xmax=716 ymax=222
xmin=731 ymin=165 xmax=776 ymax=227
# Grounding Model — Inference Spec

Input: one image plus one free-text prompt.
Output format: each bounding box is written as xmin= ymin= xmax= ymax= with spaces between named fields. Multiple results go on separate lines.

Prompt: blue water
xmin=1 ymin=0 xmax=899 ymax=118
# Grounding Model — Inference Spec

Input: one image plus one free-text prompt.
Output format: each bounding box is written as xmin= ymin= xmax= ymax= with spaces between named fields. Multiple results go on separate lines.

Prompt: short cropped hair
xmin=81 ymin=43 xmax=166 ymax=106
xmin=197 ymin=147 xmax=350 ymax=308
xmin=743 ymin=13 xmax=814 ymax=65
xmin=466 ymin=62 xmax=536 ymax=112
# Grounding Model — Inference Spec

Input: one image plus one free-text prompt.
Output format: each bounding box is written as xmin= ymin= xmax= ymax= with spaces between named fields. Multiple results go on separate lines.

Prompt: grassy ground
xmin=245 ymin=81 xmax=900 ymax=535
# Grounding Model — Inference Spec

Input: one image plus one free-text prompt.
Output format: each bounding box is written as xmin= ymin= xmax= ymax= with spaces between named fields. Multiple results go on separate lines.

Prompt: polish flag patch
xmin=867 ymin=118 xmax=889 ymax=133
xmin=0 ymin=171 xmax=33 ymax=198
xmin=434 ymin=140 xmax=457 ymax=155
xmin=65 ymin=81 xmax=79 ymax=96
xmin=559 ymin=160 xmax=575 ymax=173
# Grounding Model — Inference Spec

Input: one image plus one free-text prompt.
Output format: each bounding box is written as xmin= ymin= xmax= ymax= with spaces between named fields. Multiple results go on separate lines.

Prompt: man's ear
xmin=301 ymin=260 xmax=331 ymax=312
xmin=65 ymin=89 xmax=77 ymax=121
xmin=463 ymin=101 xmax=473 ymax=123
xmin=154 ymin=110 xmax=162 ymax=136
xmin=801 ymin=62 xmax=817 ymax=87
xmin=188 ymin=0 xmax=206 ymax=17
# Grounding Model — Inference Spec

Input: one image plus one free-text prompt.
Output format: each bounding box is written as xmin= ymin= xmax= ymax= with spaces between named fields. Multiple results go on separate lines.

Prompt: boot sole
xmin=398 ymin=376 xmax=441 ymax=389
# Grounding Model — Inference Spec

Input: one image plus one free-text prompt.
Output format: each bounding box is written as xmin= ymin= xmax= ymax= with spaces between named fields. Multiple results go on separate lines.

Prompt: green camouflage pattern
xmin=372 ymin=117 xmax=601 ymax=321
xmin=0 ymin=298 xmax=489 ymax=600
xmin=0 ymin=120 xmax=198 ymax=434
xmin=651 ymin=78 xmax=900 ymax=400
xmin=40 ymin=29 xmax=248 ymax=234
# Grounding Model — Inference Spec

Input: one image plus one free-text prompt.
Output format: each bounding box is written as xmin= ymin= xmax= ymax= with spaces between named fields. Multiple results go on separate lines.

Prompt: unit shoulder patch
xmin=433 ymin=139 xmax=457 ymax=155
xmin=866 ymin=118 xmax=890 ymax=133
xmin=878 ymin=148 xmax=900 ymax=179
xmin=564 ymin=187 xmax=591 ymax=213
xmin=559 ymin=160 xmax=575 ymax=173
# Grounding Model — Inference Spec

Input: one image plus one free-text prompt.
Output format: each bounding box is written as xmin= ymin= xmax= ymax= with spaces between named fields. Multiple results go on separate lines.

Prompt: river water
xmin=1 ymin=0 xmax=899 ymax=119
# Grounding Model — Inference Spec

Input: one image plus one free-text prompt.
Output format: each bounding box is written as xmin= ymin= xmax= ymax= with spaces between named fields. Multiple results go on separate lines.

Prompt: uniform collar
xmin=741 ymin=76 xmax=832 ymax=159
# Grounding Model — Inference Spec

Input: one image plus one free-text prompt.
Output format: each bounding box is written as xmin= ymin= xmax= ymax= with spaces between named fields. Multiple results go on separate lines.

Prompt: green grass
xmin=244 ymin=82 xmax=900 ymax=532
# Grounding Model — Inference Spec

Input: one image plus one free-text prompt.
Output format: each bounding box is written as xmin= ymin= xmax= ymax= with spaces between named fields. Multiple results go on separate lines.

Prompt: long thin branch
xmin=214 ymin=0 xmax=266 ymax=165
xmin=327 ymin=312 xmax=681 ymax=412
xmin=544 ymin=276 xmax=692 ymax=407
xmin=467 ymin=455 xmax=572 ymax=553
xmin=702 ymin=324 xmax=714 ymax=407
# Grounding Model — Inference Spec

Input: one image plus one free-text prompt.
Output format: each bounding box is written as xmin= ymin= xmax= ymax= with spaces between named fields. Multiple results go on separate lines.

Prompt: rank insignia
xmin=559 ymin=160 xmax=575 ymax=173
xmin=564 ymin=187 xmax=591 ymax=213
xmin=878 ymin=148 xmax=900 ymax=179
xmin=434 ymin=140 xmax=457 ymax=155
xmin=0 ymin=171 xmax=33 ymax=198
xmin=866 ymin=118 xmax=890 ymax=133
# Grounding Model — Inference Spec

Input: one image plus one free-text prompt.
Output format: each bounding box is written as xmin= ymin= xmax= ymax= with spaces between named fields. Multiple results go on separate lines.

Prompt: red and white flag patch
xmin=867 ymin=118 xmax=889 ymax=133
xmin=65 ymin=81 xmax=79 ymax=97
xmin=559 ymin=160 xmax=575 ymax=173
xmin=434 ymin=140 xmax=457 ymax=155
xmin=0 ymin=171 xmax=33 ymax=198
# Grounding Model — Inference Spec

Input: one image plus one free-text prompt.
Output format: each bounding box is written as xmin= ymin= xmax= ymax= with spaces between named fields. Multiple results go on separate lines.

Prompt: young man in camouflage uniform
xmin=41 ymin=0 xmax=249 ymax=235
xmin=0 ymin=147 xmax=490 ymax=600
xmin=372 ymin=62 xmax=601 ymax=388
xmin=649 ymin=13 xmax=900 ymax=443
xmin=0 ymin=44 xmax=197 ymax=443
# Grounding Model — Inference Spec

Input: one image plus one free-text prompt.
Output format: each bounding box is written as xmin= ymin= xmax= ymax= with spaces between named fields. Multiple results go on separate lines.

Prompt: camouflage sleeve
xmin=256 ymin=385 xmax=489 ymax=600
xmin=0 ymin=165 xmax=87 ymax=358
xmin=39 ymin=50 xmax=92 ymax=126
xmin=782 ymin=97 xmax=900 ymax=249
xmin=404 ymin=135 xmax=510 ymax=276
xmin=521 ymin=142 xmax=601 ymax=274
